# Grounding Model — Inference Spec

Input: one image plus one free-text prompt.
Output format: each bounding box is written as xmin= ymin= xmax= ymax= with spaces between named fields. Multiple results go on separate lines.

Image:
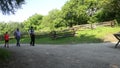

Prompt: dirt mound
xmin=103 ymin=34 xmax=118 ymax=42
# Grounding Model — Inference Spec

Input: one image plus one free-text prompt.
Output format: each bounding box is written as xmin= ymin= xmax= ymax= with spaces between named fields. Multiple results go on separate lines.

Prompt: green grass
xmin=0 ymin=36 xmax=103 ymax=44
xmin=76 ymin=26 xmax=120 ymax=39
xmin=0 ymin=48 xmax=11 ymax=62
xmin=0 ymin=26 xmax=120 ymax=44
xmin=78 ymin=27 xmax=120 ymax=38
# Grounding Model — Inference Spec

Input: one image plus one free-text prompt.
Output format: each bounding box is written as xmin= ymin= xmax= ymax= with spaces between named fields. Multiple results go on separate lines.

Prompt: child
xmin=4 ymin=32 xmax=9 ymax=48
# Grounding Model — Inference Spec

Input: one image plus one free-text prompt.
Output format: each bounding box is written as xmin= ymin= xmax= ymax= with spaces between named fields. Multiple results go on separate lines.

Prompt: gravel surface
xmin=1 ymin=43 xmax=120 ymax=68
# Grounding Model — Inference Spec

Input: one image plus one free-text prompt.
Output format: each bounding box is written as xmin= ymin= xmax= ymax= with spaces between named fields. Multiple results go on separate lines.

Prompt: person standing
xmin=14 ymin=28 xmax=21 ymax=47
xmin=29 ymin=26 xmax=35 ymax=46
xmin=4 ymin=32 xmax=9 ymax=48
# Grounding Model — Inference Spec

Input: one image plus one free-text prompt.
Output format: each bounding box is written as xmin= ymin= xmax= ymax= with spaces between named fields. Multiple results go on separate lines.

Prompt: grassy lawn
xmin=0 ymin=26 xmax=119 ymax=44
xmin=76 ymin=26 xmax=120 ymax=41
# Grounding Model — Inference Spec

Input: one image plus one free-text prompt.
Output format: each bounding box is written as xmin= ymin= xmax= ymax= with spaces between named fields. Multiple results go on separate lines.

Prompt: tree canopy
xmin=23 ymin=14 xmax=43 ymax=30
xmin=0 ymin=0 xmax=120 ymax=35
xmin=0 ymin=0 xmax=25 ymax=14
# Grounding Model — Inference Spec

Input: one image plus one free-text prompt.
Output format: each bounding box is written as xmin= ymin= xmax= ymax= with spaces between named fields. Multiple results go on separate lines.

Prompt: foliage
xmin=23 ymin=13 xmax=43 ymax=31
xmin=0 ymin=0 xmax=120 ymax=37
xmin=41 ymin=9 xmax=66 ymax=30
xmin=96 ymin=0 xmax=120 ymax=23
xmin=0 ymin=0 xmax=25 ymax=14
xmin=61 ymin=0 xmax=101 ymax=27
xmin=62 ymin=0 xmax=88 ymax=27
xmin=0 ymin=22 xmax=24 ymax=37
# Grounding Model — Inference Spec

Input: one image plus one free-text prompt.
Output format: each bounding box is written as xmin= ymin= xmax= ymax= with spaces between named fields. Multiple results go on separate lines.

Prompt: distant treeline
xmin=0 ymin=0 xmax=120 ymax=36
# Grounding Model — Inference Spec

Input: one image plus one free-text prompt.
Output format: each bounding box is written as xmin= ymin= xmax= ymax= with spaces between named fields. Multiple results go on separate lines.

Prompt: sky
xmin=0 ymin=0 xmax=68 ymax=22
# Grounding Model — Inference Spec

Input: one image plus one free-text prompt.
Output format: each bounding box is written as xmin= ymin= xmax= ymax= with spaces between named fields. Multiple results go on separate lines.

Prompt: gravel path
xmin=1 ymin=43 xmax=120 ymax=68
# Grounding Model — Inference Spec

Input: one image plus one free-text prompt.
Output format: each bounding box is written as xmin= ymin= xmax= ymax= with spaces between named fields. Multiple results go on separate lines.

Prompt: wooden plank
xmin=113 ymin=33 xmax=120 ymax=48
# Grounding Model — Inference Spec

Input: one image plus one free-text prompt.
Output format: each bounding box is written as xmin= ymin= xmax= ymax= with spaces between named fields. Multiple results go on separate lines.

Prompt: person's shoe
xmin=32 ymin=44 xmax=35 ymax=46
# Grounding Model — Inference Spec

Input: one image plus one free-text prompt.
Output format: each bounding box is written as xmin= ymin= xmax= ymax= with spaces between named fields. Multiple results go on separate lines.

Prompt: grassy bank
xmin=0 ymin=48 xmax=11 ymax=67
xmin=0 ymin=48 xmax=11 ymax=61
xmin=0 ymin=26 xmax=120 ymax=44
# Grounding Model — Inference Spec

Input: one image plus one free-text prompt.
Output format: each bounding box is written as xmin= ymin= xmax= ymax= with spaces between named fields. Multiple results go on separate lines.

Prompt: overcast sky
xmin=0 ymin=0 xmax=68 ymax=22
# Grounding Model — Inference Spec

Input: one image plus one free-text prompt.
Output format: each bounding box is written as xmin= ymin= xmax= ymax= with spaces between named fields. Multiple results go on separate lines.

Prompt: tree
xmin=23 ymin=13 xmax=43 ymax=31
xmin=41 ymin=9 xmax=65 ymax=30
xmin=0 ymin=22 xmax=23 ymax=36
xmin=0 ymin=0 xmax=25 ymax=14
xmin=62 ymin=0 xmax=98 ymax=27
xmin=85 ymin=0 xmax=98 ymax=29
xmin=92 ymin=0 xmax=120 ymax=24
xmin=62 ymin=0 xmax=79 ymax=27
xmin=103 ymin=0 xmax=120 ymax=23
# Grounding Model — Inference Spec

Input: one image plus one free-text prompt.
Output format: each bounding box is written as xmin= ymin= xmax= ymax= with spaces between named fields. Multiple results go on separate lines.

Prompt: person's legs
xmin=30 ymin=35 xmax=32 ymax=46
xmin=6 ymin=40 xmax=9 ymax=48
xmin=16 ymin=37 xmax=20 ymax=47
xmin=31 ymin=35 xmax=35 ymax=46
xmin=16 ymin=37 xmax=18 ymax=46
xmin=16 ymin=38 xmax=18 ymax=46
xmin=4 ymin=40 xmax=6 ymax=47
xmin=32 ymin=35 xmax=35 ymax=46
xmin=18 ymin=37 xmax=20 ymax=46
xmin=7 ymin=43 xmax=9 ymax=48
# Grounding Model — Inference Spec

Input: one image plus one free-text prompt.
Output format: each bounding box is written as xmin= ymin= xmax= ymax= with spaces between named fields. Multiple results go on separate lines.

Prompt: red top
xmin=4 ymin=34 xmax=9 ymax=40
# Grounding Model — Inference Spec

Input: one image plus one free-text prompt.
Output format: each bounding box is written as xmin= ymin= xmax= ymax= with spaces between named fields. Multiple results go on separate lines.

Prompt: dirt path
xmin=1 ymin=43 xmax=120 ymax=68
